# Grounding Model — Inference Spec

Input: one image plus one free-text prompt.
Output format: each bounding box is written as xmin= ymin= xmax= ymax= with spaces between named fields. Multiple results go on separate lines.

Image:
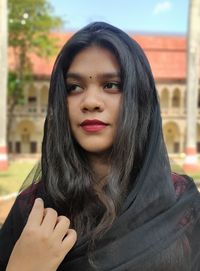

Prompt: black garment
xmin=0 ymin=106 xmax=200 ymax=270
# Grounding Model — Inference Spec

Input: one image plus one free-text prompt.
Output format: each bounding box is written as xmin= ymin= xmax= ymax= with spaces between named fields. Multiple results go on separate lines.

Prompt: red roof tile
xmin=8 ymin=33 xmax=197 ymax=81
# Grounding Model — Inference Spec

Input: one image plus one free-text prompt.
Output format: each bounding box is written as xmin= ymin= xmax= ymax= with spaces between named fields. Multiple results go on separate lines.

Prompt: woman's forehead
xmin=67 ymin=46 xmax=121 ymax=75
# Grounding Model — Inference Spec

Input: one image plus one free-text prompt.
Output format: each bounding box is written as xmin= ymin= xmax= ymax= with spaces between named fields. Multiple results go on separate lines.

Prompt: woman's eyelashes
xmin=66 ymin=81 xmax=121 ymax=94
xmin=103 ymin=82 xmax=121 ymax=92
xmin=66 ymin=83 xmax=83 ymax=93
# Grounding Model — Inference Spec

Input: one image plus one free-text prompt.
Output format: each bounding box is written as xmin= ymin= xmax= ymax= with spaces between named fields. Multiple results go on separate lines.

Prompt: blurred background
xmin=0 ymin=0 xmax=200 ymax=223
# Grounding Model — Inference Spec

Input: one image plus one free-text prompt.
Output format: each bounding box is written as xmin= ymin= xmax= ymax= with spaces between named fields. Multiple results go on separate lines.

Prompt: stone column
xmin=183 ymin=0 xmax=200 ymax=172
xmin=168 ymin=87 xmax=173 ymax=112
xmin=180 ymin=87 xmax=185 ymax=115
xmin=0 ymin=0 xmax=8 ymax=170
xmin=37 ymin=84 xmax=41 ymax=114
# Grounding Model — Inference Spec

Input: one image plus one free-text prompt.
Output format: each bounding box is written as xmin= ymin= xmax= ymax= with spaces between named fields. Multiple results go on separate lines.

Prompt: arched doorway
xmin=16 ymin=120 xmax=36 ymax=153
xmin=163 ymin=122 xmax=180 ymax=153
xmin=172 ymin=88 xmax=181 ymax=107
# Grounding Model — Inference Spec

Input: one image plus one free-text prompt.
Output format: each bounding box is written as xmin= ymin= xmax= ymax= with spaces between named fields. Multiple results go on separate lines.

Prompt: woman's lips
xmin=80 ymin=119 xmax=108 ymax=132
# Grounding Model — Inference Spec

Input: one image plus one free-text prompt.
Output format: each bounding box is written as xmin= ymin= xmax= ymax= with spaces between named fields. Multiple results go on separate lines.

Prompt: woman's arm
xmin=6 ymin=198 xmax=77 ymax=271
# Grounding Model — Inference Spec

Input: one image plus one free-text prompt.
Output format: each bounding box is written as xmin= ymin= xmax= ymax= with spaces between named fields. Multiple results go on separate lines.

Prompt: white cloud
xmin=153 ymin=1 xmax=172 ymax=15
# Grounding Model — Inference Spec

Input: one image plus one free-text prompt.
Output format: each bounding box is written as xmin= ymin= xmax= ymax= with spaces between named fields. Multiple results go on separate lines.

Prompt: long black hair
xmin=2 ymin=22 xmax=200 ymax=271
xmin=41 ymin=22 xmax=159 ymax=239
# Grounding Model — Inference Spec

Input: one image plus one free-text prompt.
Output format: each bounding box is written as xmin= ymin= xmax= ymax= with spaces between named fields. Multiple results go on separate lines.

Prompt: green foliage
xmin=8 ymin=0 xmax=63 ymax=108
xmin=8 ymin=71 xmax=31 ymax=105
xmin=8 ymin=0 xmax=62 ymax=56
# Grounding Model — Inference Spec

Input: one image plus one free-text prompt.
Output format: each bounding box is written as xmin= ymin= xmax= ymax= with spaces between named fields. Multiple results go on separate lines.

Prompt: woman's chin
xmin=80 ymin=144 xmax=112 ymax=156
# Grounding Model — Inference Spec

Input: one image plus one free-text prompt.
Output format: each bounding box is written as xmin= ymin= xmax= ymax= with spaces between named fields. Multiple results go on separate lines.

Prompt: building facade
xmin=8 ymin=34 xmax=200 ymax=156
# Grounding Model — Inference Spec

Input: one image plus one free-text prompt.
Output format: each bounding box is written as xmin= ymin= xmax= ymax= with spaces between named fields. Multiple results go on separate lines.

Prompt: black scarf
xmin=0 ymin=105 xmax=200 ymax=270
xmin=57 ymin=105 xmax=200 ymax=270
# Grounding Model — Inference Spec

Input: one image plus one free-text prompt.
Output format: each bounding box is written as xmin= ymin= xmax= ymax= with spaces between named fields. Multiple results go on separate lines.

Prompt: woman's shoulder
xmin=18 ymin=181 xmax=44 ymax=207
xmin=171 ymin=172 xmax=199 ymax=198
xmin=171 ymin=173 xmax=189 ymax=197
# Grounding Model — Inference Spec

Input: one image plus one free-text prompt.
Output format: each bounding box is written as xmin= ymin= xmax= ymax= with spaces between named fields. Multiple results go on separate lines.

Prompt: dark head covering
xmin=55 ymin=102 xmax=200 ymax=270
xmin=0 ymin=22 xmax=200 ymax=271
xmin=1 ymin=101 xmax=200 ymax=271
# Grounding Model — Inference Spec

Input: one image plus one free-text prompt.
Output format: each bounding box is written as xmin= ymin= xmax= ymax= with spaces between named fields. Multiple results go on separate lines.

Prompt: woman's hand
xmin=6 ymin=198 xmax=77 ymax=271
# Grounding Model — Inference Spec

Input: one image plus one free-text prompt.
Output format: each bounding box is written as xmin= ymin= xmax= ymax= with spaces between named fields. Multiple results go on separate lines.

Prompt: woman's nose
xmin=80 ymin=88 xmax=104 ymax=112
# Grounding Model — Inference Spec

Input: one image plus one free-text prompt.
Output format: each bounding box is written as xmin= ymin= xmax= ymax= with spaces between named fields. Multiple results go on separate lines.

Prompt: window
xmin=197 ymin=142 xmax=200 ymax=153
xmin=30 ymin=142 xmax=37 ymax=153
xmin=8 ymin=142 xmax=12 ymax=153
xmin=174 ymin=142 xmax=180 ymax=153
xmin=28 ymin=96 xmax=37 ymax=103
xmin=16 ymin=142 xmax=21 ymax=153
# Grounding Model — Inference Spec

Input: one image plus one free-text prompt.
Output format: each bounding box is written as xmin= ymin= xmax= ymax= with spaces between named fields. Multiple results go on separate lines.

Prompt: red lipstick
xmin=80 ymin=119 xmax=108 ymax=132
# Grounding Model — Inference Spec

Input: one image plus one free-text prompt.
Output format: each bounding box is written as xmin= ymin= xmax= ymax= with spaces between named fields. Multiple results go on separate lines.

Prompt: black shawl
xmin=0 ymin=105 xmax=200 ymax=270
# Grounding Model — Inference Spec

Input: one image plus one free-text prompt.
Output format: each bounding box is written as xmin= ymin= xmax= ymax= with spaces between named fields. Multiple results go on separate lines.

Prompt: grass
xmin=0 ymin=159 xmax=199 ymax=196
xmin=170 ymin=160 xmax=200 ymax=181
xmin=0 ymin=161 xmax=36 ymax=195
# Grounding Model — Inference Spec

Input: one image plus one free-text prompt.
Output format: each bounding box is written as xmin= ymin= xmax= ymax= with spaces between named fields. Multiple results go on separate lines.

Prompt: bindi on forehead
xmin=89 ymin=76 xmax=92 ymax=79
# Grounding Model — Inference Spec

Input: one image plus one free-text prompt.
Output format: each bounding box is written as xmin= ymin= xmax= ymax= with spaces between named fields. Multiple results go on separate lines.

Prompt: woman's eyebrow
xmin=66 ymin=73 xmax=82 ymax=80
xmin=98 ymin=72 xmax=121 ymax=79
xmin=66 ymin=72 xmax=121 ymax=80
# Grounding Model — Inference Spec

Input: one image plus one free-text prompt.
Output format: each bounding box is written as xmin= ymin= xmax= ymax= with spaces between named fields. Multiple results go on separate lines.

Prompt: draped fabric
xmin=0 ymin=105 xmax=200 ymax=270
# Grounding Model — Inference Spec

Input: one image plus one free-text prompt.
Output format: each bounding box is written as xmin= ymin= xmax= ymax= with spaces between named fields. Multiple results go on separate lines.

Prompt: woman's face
xmin=66 ymin=46 xmax=122 ymax=155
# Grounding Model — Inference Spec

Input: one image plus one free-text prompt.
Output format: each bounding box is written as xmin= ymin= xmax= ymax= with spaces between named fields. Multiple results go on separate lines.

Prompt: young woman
xmin=0 ymin=22 xmax=200 ymax=271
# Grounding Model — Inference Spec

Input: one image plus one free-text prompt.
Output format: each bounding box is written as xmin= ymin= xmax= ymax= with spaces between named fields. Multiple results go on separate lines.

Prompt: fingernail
xmin=35 ymin=198 xmax=43 ymax=205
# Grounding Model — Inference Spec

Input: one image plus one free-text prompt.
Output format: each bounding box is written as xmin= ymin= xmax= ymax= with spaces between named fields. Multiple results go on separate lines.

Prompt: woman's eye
xmin=66 ymin=84 xmax=82 ymax=93
xmin=104 ymin=82 xmax=121 ymax=91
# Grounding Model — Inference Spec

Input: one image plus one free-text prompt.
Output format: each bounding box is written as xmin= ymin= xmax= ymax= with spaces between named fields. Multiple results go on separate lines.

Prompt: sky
xmin=49 ymin=0 xmax=189 ymax=34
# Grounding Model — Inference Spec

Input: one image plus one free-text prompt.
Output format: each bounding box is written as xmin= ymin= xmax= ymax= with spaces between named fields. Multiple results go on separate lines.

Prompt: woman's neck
xmin=87 ymin=152 xmax=111 ymax=183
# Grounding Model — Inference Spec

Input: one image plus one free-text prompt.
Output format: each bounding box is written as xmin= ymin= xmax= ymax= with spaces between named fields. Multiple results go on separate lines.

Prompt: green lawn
xmin=0 ymin=161 xmax=36 ymax=195
xmin=0 ymin=160 xmax=199 ymax=196
xmin=170 ymin=159 xmax=200 ymax=181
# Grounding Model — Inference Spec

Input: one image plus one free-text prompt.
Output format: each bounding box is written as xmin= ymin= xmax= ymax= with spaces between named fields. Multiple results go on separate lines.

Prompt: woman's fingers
xmin=41 ymin=208 xmax=58 ymax=233
xmin=25 ymin=198 xmax=77 ymax=252
xmin=61 ymin=229 xmax=77 ymax=252
xmin=7 ymin=198 xmax=77 ymax=271
xmin=53 ymin=216 xmax=71 ymax=240
xmin=26 ymin=198 xmax=44 ymax=227
xmin=53 ymin=216 xmax=77 ymax=254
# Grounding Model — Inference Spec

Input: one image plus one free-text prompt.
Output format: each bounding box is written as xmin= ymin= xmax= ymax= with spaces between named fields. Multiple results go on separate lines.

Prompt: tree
xmin=7 ymin=0 xmax=63 ymax=137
